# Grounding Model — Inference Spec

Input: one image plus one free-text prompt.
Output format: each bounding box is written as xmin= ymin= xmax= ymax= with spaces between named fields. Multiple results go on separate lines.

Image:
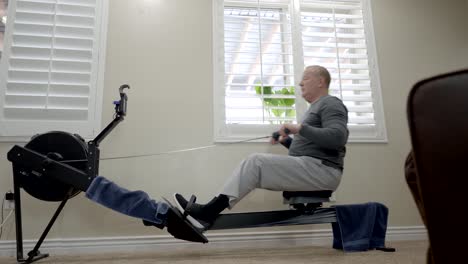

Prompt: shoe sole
xmin=173 ymin=193 xmax=205 ymax=229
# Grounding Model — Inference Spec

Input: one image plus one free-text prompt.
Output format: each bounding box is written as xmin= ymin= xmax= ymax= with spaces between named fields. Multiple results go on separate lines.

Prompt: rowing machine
xmin=209 ymin=191 xmax=336 ymax=230
xmin=5 ymin=85 xmax=340 ymax=262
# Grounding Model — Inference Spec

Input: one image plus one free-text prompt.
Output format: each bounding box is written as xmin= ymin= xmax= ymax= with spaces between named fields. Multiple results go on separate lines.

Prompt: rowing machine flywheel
xmin=14 ymin=131 xmax=89 ymax=202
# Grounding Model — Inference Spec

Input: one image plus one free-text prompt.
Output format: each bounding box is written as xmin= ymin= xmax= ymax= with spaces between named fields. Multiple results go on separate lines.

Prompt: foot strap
xmin=183 ymin=195 xmax=197 ymax=217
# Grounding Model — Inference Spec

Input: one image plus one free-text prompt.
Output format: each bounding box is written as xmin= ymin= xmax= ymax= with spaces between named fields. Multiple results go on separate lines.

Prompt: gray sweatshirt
xmin=288 ymin=95 xmax=349 ymax=170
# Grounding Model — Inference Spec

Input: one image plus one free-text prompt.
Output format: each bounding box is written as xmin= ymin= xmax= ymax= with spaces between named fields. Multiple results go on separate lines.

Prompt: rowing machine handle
xmin=115 ymin=84 xmax=130 ymax=116
xmin=272 ymin=128 xmax=290 ymax=141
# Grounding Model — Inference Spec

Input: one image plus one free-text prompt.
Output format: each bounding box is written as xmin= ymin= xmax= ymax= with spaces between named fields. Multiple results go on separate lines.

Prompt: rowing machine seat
xmin=283 ymin=190 xmax=333 ymax=204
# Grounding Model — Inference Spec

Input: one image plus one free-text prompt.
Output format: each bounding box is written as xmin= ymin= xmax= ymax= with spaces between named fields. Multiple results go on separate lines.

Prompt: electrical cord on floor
xmin=0 ymin=197 xmax=14 ymax=239
xmin=0 ymin=198 xmax=4 ymax=239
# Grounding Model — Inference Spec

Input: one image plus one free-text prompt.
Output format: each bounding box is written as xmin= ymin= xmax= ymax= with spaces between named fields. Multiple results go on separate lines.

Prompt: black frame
xmin=6 ymin=85 xmax=129 ymax=263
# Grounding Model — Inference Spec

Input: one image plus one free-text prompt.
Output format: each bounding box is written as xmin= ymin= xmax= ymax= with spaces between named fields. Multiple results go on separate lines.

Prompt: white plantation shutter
xmin=0 ymin=0 xmax=107 ymax=139
xmin=214 ymin=0 xmax=386 ymax=142
xmin=214 ymin=0 xmax=298 ymax=140
xmin=300 ymin=0 xmax=385 ymax=140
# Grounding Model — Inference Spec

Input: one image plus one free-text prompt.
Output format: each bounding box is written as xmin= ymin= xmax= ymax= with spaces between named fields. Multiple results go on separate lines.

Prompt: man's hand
xmin=270 ymin=123 xmax=301 ymax=145
xmin=270 ymin=134 xmax=288 ymax=145
xmin=280 ymin=123 xmax=302 ymax=135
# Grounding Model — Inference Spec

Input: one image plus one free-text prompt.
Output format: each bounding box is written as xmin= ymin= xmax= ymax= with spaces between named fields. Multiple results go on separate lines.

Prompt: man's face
xmin=299 ymin=70 xmax=324 ymax=103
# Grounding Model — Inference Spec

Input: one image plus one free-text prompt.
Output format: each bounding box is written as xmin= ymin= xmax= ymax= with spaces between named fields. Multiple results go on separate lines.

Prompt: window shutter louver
xmin=0 ymin=0 xmax=106 ymax=138
xmin=223 ymin=0 xmax=297 ymax=125
xmin=300 ymin=0 xmax=383 ymax=139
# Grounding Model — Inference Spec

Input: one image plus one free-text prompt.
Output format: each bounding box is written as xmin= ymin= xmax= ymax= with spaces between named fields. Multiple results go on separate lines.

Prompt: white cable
xmin=101 ymin=144 xmax=218 ymax=161
xmin=0 ymin=210 xmax=13 ymax=229
xmin=99 ymin=136 xmax=271 ymax=161
xmin=60 ymin=135 xmax=273 ymax=162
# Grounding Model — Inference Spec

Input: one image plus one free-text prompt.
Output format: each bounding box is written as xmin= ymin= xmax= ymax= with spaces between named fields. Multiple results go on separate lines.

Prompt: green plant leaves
xmin=254 ymin=85 xmax=296 ymax=122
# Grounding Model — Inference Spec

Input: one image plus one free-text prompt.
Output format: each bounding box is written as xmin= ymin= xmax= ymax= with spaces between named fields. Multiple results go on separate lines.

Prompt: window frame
xmin=213 ymin=0 xmax=387 ymax=143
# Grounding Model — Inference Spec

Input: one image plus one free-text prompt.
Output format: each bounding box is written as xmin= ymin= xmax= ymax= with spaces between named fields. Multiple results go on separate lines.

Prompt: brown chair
xmin=406 ymin=69 xmax=468 ymax=263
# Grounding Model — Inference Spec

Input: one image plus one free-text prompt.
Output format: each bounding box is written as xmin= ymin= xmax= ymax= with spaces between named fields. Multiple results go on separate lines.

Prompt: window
xmin=0 ymin=0 xmax=9 ymax=59
xmin=0 ymin=0 xmax=108 ymax=140
xmin=213 ymin=0 xmax=386 ymax=142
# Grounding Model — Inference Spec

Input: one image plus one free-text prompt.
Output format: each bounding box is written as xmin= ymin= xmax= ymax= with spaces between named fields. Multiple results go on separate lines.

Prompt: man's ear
xmin=319 ymin=76 xmax=326 ymax=88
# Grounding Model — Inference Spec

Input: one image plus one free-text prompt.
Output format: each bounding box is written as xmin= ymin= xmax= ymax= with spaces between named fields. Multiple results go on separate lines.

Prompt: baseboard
xmin=385 ymin=226 xmax=428 ymax=241
xmin=0 ymin=226 xmax=427 ymax=257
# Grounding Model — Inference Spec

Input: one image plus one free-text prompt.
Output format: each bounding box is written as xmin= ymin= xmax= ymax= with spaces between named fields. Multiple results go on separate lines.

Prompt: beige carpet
xmin=0 ymin=240 xmax=428 ymax=264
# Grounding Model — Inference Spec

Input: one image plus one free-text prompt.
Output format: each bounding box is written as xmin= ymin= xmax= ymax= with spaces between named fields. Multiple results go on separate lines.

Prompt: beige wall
xmin=1 ymin=0 xmax=467 ymax=240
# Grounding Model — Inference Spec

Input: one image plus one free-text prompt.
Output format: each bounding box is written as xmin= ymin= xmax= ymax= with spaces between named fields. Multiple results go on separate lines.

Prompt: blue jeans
xmin=85 ymin=176 xmax=169 ymax=225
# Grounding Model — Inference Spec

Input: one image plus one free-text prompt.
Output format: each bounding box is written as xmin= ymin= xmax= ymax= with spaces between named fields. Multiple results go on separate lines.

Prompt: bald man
xmin=176 ymin=65 xmax=349 ymax=229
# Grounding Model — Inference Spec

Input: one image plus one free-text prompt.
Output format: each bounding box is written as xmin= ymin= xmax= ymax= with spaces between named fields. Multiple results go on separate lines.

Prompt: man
xmin=175 ymin=65 xmax=349 ymax=229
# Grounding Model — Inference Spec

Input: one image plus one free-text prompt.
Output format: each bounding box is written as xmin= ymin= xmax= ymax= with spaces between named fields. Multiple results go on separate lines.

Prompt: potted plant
xmin=255 ymin=85 xmax=296 ymax=123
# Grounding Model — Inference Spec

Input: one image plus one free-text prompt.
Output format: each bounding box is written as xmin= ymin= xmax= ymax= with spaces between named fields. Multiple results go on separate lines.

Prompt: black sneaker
xmin=173 ymin=193 xmax=212 ymax=229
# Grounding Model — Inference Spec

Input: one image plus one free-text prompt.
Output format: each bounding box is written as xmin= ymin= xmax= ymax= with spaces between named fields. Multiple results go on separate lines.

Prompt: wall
xmin=0 ymin=0 xmax=467 ymax=241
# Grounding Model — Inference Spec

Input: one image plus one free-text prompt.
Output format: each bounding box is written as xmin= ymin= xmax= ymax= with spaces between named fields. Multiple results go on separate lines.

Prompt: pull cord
xmin=60 ymin=135 xmax=272 ymax=162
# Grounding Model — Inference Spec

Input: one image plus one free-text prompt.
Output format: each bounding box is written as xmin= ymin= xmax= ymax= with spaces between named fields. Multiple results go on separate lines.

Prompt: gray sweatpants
xmin=220 ymin=153 xmax=342 ymax=207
